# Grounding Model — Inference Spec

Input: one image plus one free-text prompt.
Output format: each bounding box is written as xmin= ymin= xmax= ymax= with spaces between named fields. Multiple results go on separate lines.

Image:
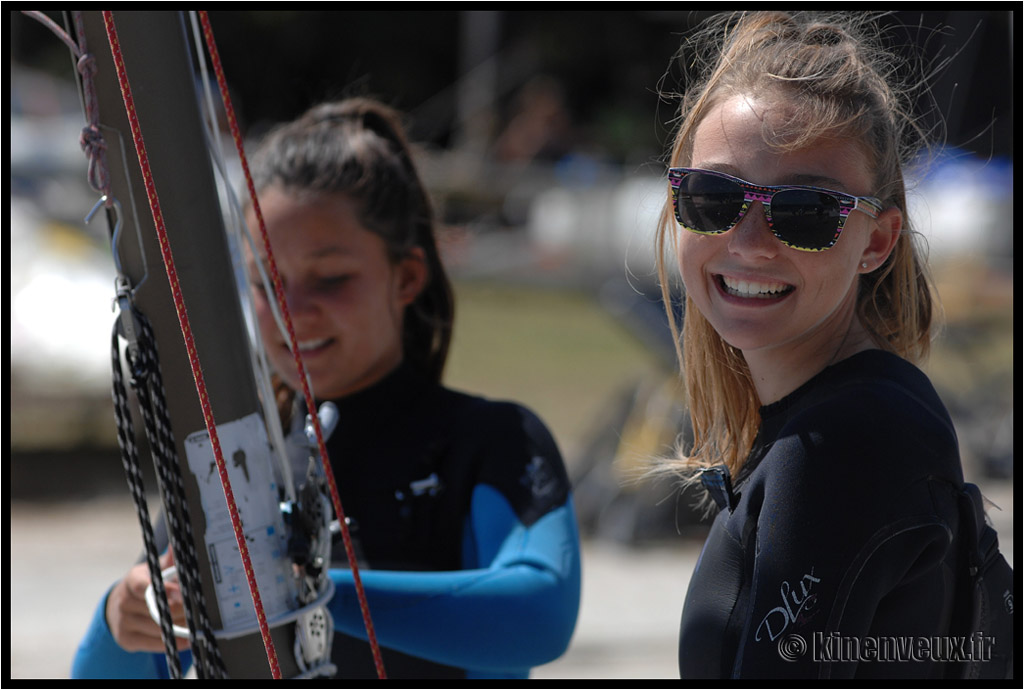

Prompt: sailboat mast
xmin=74 ymin=10 xmax=300 ymax=679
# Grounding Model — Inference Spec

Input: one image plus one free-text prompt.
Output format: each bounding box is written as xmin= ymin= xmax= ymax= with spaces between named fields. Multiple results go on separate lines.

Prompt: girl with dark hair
xmin=72 ymin=97 xmax=581 ymax=680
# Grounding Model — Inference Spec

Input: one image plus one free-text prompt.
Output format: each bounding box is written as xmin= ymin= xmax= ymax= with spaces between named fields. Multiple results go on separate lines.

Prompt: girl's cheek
xmin=252 ymin=294 xmax=278 ymax=337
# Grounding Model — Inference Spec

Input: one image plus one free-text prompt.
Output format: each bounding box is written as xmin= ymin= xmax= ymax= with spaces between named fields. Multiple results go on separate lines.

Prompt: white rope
xmin=183 ymin=15 xmax=336 ymax=677
xmin=187 ymin=11 xmax=297 ymax=503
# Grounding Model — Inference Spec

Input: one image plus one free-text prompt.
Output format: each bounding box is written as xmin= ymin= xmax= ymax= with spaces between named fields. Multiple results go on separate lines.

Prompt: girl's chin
xmin=706 ymin=318 xmax=790 ymax=354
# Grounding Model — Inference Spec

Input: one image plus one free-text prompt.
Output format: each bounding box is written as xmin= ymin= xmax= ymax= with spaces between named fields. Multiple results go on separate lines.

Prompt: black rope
xmin=112 ymin=303 xmax=227 ymax=678
xmin=110 ymin=315 xmax=183 ymax=679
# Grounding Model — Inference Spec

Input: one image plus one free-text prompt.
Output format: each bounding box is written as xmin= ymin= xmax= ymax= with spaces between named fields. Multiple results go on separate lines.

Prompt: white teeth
xmin=721 ymin=276 xmax=792 ymax=299
xmin=297 ymin=338 xmax=330 ymax=352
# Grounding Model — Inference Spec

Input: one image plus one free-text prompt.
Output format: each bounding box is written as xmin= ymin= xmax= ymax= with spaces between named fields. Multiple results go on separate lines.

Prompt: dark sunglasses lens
xmin=677 ymin=172 xmax=745 ymax=233
xmin=770 ymin=189 xmax=842 ymax=249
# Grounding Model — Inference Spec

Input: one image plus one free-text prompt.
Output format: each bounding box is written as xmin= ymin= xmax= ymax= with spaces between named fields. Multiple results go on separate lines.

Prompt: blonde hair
xmin=656 ymin=12 xmax=936 ymax=479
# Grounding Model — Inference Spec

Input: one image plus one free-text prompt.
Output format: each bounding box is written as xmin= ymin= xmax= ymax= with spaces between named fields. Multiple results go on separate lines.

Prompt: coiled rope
xmin=111 ymin=299 xmax=227 ymax=678
xmin=109 ymin=310 xmax=185 ymax=679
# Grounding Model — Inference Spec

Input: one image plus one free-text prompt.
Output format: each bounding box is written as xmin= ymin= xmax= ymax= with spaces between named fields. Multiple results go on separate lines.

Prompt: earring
xmin=861 ymin=262 xmax=869 ymax=270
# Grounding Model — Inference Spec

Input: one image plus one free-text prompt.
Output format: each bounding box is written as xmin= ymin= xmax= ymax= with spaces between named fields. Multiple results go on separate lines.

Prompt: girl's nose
xmin=284 ymin=283 xmax=317 ymax=317
xmin=727 ymin=201 xmax=778 ymax=260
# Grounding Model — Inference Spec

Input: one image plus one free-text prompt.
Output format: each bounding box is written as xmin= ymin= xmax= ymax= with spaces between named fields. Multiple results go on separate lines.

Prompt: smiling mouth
xmin=294 ymin=338 xmax=333 ymax=354
xmin=717 ymin=275 xmax=794 ymax=299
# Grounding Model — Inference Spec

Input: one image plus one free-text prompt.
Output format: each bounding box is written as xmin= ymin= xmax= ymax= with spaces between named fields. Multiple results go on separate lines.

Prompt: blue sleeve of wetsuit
xmin=70 ymin=585 xmax=192 ymax=679
xmin=327 ymin=484 xmax=581 ymax=677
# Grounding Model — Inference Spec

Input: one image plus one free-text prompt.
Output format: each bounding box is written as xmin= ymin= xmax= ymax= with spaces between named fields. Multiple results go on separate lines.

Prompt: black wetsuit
xmin=72 ymin=362 xmax=581 ymax=679
xmin=678 ymin=350 xmax=966 ymax=679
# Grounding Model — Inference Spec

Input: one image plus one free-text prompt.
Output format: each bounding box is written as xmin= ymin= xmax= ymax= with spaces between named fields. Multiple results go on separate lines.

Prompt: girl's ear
xmin=396 ymin=247 xmax=429 ymax=306
xmin=859 ymin=206 xmax=902 ymax=272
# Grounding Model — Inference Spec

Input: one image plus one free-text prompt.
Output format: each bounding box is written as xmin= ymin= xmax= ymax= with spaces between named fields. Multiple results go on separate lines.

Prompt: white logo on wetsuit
xmin=755 ymin=567 xmax=821 ymax=642
xmin=523 ymin=455 xmax=558 ymax=499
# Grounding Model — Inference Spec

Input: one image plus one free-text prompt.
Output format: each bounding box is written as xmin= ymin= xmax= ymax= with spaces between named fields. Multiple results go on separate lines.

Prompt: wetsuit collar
xmin=738 ymin=349 xmax=908 ymax=485
xmin=323 ymin=360 xmax=431 ymax=423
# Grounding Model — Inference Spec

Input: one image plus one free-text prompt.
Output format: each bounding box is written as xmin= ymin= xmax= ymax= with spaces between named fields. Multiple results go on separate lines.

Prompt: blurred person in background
xmin=72 ymin=97 xmax=580 ymax=680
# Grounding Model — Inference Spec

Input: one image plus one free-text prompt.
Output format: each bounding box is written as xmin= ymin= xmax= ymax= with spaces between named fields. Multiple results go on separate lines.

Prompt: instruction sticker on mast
xmin=184 ymin=412 xmax=296 ymax=633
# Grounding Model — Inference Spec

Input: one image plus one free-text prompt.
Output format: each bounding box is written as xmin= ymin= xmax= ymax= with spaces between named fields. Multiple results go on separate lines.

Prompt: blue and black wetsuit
xmin=72 ymin=362 xmax=580 ymax=679
xmin=320 ymin=361 xmax=580 ymax=678
xmin=678 ymin=350 xmax=967 ymax=679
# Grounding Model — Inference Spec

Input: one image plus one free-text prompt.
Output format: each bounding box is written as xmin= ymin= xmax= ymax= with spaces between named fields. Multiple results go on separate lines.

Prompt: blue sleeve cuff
xmin=71 ymin=585 xmax=190 ymax=679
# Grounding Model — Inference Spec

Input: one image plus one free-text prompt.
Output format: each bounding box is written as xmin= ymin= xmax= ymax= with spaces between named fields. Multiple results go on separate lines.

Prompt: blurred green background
xmin=446 ymin=281 xmax=666 ymax=456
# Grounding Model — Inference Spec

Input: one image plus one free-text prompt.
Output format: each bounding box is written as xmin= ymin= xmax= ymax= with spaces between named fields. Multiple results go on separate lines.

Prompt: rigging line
xmin=21 ymin=11 xmax=79 ymax=54
xmin=70 ymin=11 xmax=112 ymax=204
xmin=186 ymin=13 xmax=295 ymax=504
xmin=25 ymin=10 xmax=151 ymax=298
xmin=196 ymin=11 xmax=388 ymax=680
xmin=22 ymin=11 xmax=112 ymax=204
xmin=101 ymin=12 xmax=282 ymax=680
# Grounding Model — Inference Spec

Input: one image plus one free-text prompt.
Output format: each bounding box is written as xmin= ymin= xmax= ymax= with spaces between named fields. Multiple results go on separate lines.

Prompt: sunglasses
xmin=668 ymin=167 xmax=884 ymax=252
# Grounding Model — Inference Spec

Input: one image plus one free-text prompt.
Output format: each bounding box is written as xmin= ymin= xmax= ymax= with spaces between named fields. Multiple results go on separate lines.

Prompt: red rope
xmin=101 ymin=12 xmax=283 ymax=680
xmin=197 ymin=11 xmax=387 ymax=680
